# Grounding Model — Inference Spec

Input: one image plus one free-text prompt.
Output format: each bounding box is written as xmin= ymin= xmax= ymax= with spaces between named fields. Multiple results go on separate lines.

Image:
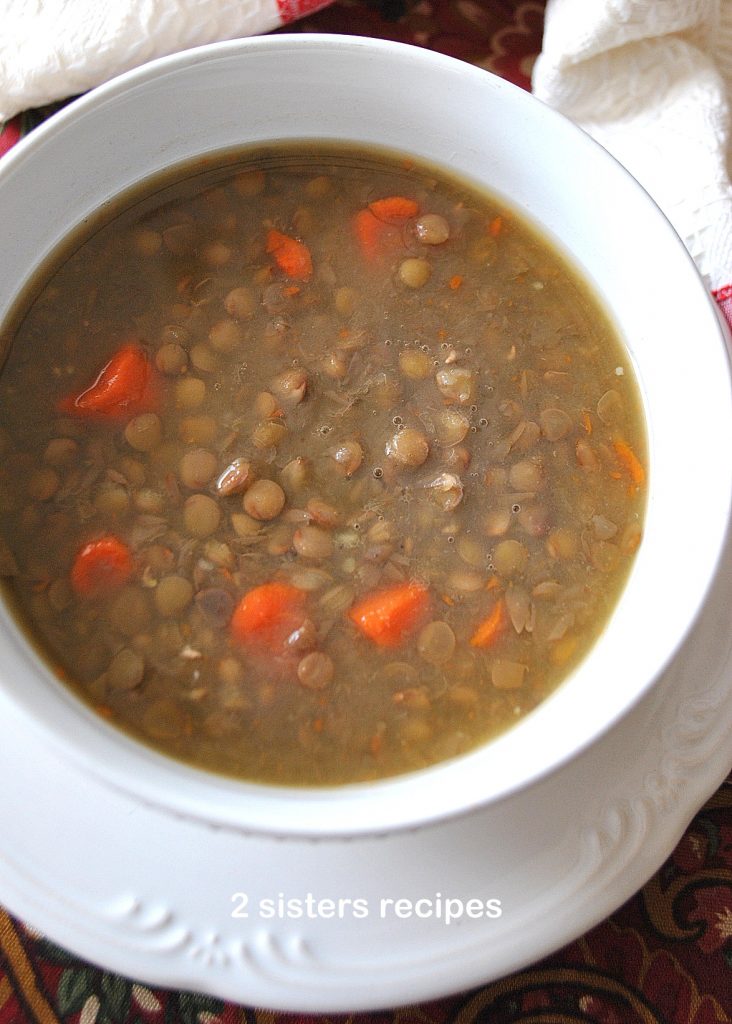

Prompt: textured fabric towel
xmin=532 ymin=0 xmax=732 ymax=322
xmin=0 ymin=0 xmax=331 ymax=123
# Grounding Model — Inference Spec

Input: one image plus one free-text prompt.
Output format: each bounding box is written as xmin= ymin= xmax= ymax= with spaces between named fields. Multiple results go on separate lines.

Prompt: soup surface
xmin=0 ymin=144 xmax=646 ymax=785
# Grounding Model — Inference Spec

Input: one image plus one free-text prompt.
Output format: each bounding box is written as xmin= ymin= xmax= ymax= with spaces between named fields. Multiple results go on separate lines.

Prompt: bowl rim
xmin=1 ymin=32 xmax=731 ymax=838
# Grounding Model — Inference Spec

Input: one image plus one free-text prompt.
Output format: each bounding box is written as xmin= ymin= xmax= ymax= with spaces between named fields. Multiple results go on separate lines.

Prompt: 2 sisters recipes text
xmin=230 ymin=891 xmax=503 ymax=924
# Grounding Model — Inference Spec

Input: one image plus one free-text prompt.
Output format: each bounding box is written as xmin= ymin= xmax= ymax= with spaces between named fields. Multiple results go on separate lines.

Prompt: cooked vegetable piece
xmin=70 ymin=536 xmax=134 ymax=597
xmin=58 ymin=343 xmax=158 ymax=419
xmin=613 ymin=439 xmax=645 ymax=486
xmin=492 ymin=659 xmax=526 ymax=689
xmin=353 ymin=208 xmax=389 ymax=262
xmin=265 ymin=229 xmax=313 ymax=280
xmin=231 ymin=581 xmax=306 ymax=650
xmin=353 ymin=196 xmax=418 ymax=262
xmin=470 ymin=599 xmax=506 ymax=648
xmin=368 ymin=196 xmax=419 ymax=223
xmin=348 ymin=581 xmax=430 ymax=647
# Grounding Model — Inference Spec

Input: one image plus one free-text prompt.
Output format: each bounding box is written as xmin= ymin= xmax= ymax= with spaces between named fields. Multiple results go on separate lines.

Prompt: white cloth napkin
xmin=532 ymin=0 xmax=732 ymax=315
xmin=0 ymin=0 xmax=330 ymax=124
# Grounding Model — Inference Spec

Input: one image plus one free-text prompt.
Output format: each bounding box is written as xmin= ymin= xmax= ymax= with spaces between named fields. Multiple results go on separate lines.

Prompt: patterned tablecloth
xmin=1 ymin=1 xmax=731 ymax=1021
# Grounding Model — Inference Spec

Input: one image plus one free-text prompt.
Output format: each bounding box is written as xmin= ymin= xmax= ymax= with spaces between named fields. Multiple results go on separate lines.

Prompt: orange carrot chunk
xmin=348 ymin=581 xmax=430 ymax=647
xmin=58 ymin=343 xmax=158 ymax=419
xmin=70 ymin=536 xmax=134 ymax=598
xmin=470 ymin=598 xmax=506 ymax=648
xmin=266 ymin=229 xmax=313 ymax=281
xmin=353 ymin=197 xmax=419 ymax=263
xmin=613 ymin=439 xmax=645 ymax=486
xmin=368 ymin=196 xmax=419 ymax=224
xmin=231 ymin=582 xmax=306 ymax=649
xmin=353 ymin=208 xmax=390 ymax=262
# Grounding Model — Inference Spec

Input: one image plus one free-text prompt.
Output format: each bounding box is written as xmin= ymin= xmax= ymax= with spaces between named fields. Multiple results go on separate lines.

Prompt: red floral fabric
xmin=1 ymin=2 xmax=731 ymax=1022
xmin=0 ymin=118 xmax=19 ymax=158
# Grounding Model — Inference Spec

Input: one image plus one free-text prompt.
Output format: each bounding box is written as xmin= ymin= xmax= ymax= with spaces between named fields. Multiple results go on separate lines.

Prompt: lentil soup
xmin=0 ymin=144 xmax=646 ymax=785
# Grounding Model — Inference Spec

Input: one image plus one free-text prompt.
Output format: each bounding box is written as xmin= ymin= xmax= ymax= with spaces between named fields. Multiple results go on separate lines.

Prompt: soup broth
xmin=0 ymin=144 xmax=646 ymax=785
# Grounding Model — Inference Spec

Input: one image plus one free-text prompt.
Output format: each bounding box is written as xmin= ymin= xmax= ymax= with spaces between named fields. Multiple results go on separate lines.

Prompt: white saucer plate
xmin=0 ymin=524 xmax=731 ymax=1012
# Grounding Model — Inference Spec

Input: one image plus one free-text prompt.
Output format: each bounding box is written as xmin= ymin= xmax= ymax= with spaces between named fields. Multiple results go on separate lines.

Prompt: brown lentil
xmin=183 ymin=493 xmax=221 ymax=537
xmin=243 ymin=479 xmax=286 ymax=521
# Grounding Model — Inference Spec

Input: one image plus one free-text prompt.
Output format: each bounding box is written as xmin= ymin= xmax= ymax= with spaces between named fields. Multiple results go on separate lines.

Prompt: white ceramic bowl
xmin=0 ymin=34 xmax=731 ymax=839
